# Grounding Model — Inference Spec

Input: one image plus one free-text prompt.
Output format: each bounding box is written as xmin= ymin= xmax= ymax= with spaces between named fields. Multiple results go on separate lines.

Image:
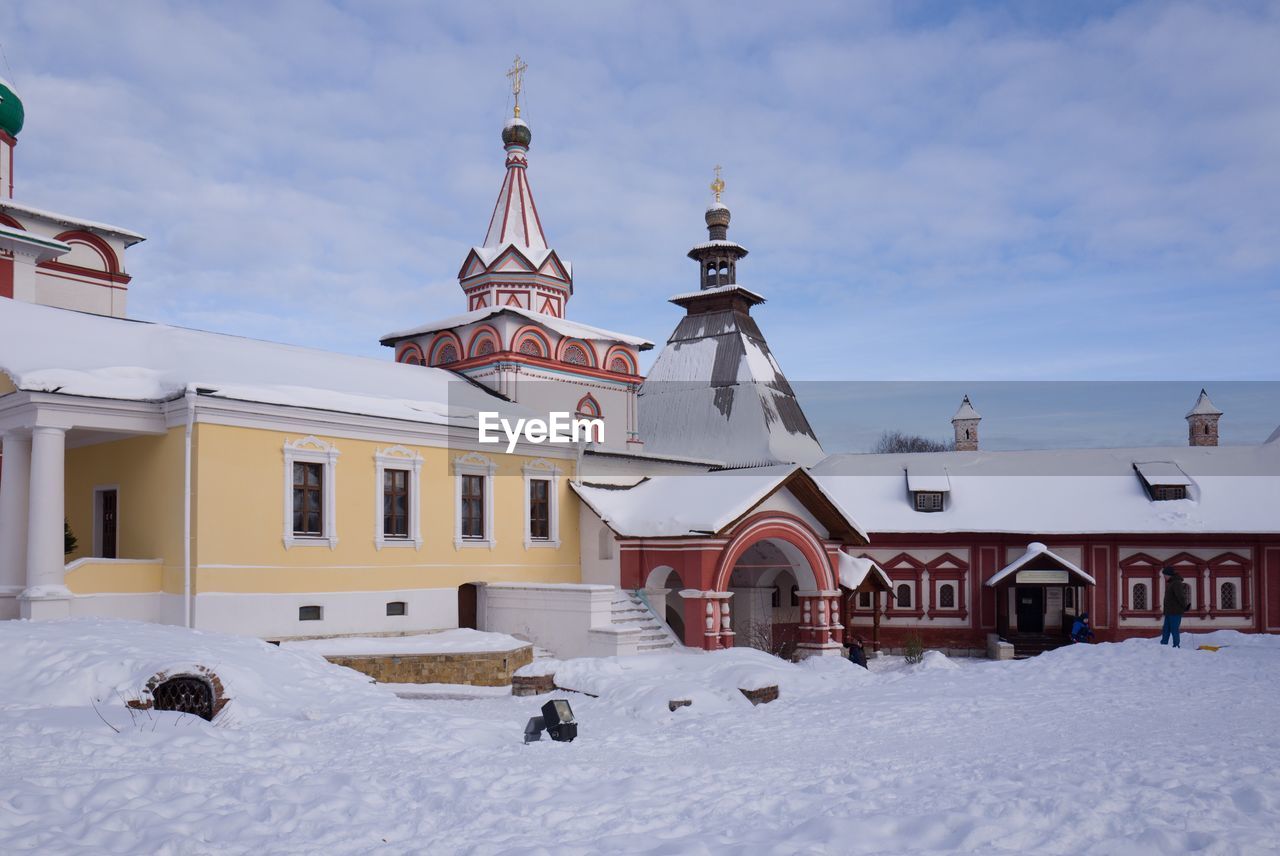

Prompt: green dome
xmin=0 ymin=79 xmax=24 ymax=138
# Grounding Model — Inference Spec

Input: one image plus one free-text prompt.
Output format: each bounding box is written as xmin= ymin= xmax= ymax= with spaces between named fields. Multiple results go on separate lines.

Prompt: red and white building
xmin=380 ymin=115 xmax=651 ymax=452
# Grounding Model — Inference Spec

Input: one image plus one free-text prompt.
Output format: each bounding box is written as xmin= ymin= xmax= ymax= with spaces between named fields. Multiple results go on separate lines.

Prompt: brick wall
xmin=324 ymin=646 xmax=534 ymax=687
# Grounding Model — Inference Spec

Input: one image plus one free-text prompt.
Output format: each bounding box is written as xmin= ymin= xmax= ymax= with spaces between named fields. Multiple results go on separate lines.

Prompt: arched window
xmin=609 ymin=356 xmax=630 ymax=373
xmin=434 ymin=343 xmax=459 ymax=365
xmin=576 ymin=395 xmax=602 ymax=419
xmin=398 ymin=346 xmax=424 ymax=366
xmin=896 ymin=584 xmax=912 ymax=609
xmin=771 ymin=587 xmax=780 ymax=609
xmin=939 ymin=584 xmax=955 ymax=609
xmin=563 ymin=344 xmax=589 ymax=366
xmin=1133 ymin=582 xmax=1148 ymax=611
xmin=476 ymin=339 xmax=495 ymax=356
xmin=518 ymin=337 xmax=544 ymax=357
xmin=1220 ymin=582 xmax=1237 ymax=610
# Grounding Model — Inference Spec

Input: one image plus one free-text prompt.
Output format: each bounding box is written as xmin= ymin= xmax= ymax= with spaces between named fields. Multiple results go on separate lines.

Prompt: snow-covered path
xmin=1 ymin=621 xmax=1277 ymax=854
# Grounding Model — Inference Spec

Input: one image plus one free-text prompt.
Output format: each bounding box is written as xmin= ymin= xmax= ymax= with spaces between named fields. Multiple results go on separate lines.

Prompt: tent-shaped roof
xmin=837 ymin=553 xmax=894 ymax=592
xmin=570 ymin=465 xmax=867 ymax=543
xmin=987 ymin=542 xmax=1095 ymax=587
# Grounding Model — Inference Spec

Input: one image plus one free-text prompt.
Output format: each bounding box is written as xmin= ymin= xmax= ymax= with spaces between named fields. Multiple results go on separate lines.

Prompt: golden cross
xmin=507 ymin=55 xmax=528 ymax=118
xmin=710 ymin=164 xmax=725 ymax=202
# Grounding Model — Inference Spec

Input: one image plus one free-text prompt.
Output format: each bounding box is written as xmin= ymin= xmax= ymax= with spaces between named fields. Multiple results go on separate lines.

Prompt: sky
xmin=2 ymin=1 xmax=1278 ymax=449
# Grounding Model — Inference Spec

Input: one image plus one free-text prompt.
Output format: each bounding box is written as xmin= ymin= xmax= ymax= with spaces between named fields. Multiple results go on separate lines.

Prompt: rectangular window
xmin=914 ymin=491 xmax=943 ymax=512
xmin=383 ymin=468 xmax=410 ymax=538
xmin=299 ymin=605 xmax=322 ymax=621
xmin=529 ymin=478 xmax=550 ymax=541
xmin=1152 ymin=485 xmax=1187 ymax=501
xmin=293 ymin=462 xmax=324 ymax=536
xmin=858 ymin=591 xmax=872 ymax=609
xmin=461 ymin=474 xmax=486 ymax=540
xmin=386 ymin=601 xmax=407 ymax=617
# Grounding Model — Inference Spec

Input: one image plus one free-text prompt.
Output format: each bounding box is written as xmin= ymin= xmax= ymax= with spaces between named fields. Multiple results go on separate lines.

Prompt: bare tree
xmin=739 ymin=619 xmax=798 ymax=661
xmin=873 ymin=431 xmax=953 ymax=454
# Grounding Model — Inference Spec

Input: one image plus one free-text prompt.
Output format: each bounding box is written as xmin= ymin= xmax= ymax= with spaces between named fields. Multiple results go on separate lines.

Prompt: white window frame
xmin=523 ymin=458 xmax=561 ymax=548
xmin=453 ymin=452 xmax=496 ymax=549
xmin=284 ymin=436 xmax=340 ymax=549
xmin=935 ymin=581 xmax=957 ymax=610
xmin=375 ymin=445 xmax=423 ymax=550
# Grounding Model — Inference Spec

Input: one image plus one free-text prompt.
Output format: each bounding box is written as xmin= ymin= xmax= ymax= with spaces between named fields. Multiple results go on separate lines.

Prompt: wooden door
xmin=458 ymin=583 xmax=479 ymax=630
xmin=1016 ymin=586 xmax=1044 ymax=633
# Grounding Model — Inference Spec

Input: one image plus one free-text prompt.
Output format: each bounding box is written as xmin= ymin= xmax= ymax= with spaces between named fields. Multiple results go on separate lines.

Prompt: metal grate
xmin=152 ymin=676 xmax=214 ymax=721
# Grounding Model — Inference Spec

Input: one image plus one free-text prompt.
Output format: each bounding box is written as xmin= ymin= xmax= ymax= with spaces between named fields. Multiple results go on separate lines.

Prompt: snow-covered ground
xmin=2 ymin=619 xmax=1278 ymax=854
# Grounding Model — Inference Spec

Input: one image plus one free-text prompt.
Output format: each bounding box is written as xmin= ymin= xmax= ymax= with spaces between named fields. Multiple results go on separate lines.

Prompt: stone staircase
xmin=1009 ymin=632 xmax=1070 ymax=659
xmin=610 ymin=590 xmax=679 ymax=653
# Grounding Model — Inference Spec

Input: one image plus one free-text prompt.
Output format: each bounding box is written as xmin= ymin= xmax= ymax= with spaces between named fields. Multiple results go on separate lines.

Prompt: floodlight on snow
xmin=523 ymin=698 xmax=577 ymax=743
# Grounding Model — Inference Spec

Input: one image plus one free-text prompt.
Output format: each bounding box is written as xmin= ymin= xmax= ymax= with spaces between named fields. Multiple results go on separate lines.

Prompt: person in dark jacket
xmin=1070 ymin=612 xmax=1095 ymax=643
xmin=847 ymin=635 xmax=868 ymax=669
xmin=1161 ymin=567 xmax=1191 ymax=647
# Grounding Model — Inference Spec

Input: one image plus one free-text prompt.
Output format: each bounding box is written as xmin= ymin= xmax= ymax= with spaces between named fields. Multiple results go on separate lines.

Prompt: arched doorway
xmin=644 ymin=565 xmax=686 ymax=642
xmin=727 ymin=538 xmax=820 ymax=656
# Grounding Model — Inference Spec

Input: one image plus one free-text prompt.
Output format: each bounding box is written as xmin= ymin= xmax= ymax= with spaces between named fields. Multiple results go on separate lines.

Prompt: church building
xmin=1 ymin=64 xmax=1278 ymax=660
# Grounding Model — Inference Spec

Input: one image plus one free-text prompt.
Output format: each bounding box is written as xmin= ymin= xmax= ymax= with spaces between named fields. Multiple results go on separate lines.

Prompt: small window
xmin=914 ymin=491 xmax=943 ymax=512
xmin=461 ymin=474 xmax=486 ymax=540
xmin=939 ymin=584 xmax=955 ymax=609
xmin=1220 ymin=582 xmax=1237 ymax=610
xmin=383 ymin=468 xmax=410 ymax=538
xmin=896 ymin=583 xmax=912 ymax=609
xmin=858 ymin=591 xmax=872 ymax=609
xmin=386 ymin=601 xmax=407 ymax=617
xmin=299 ymin=605 xmax=322 ymax=621
xmin=1152 ymin=485 xmax=1187 ymax=501
xmin=1132 ymin=582 xmax=1148 ymax=611
xmin=293 ymin=462 xmax=324 ymax=536
xmin=529 ymin=478 xmax=550 ymax=540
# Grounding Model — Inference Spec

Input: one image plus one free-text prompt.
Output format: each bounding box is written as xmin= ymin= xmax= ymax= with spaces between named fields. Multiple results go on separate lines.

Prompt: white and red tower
xmin=381 ymin=60 xmax=651 ymax=451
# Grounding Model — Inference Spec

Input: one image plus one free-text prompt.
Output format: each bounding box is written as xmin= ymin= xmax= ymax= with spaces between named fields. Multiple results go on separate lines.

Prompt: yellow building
xmin=0 ymin=299 xmax=584 ymax=638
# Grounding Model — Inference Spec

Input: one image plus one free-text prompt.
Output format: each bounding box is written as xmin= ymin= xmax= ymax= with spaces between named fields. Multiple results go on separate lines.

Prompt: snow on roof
xmin=0 ymin=299 xmax=527 ymax=427
xmin=571 ymin=465 xmax=867 ymax=541
xmin=952 ymin=395 xmax=980 ymax=421
xmin=687 ymin=240 xmax=748 ymax=253
xmin=667 ymin=284 xmax=766 ymax=305
xmin=0 ymin=200 xmax=146 ymax=243
xmin=468 ymin=243 xmax=571 ymax=277
xmin=380 ymin=304 xmax=652 ymax=349
xmin=1186 ymin=388 xmax=1223 ymax=417
xmin=639 ymin=310 xmax=824 ymax=468
xmin=987 ymin=542 xmax=1095 ymax=587
xmin=837 ymin=553 xmax=894 ymax=591
xmin=812 ymin=444 xmax=1280 ymax=535
xmin=1133 ymin=461 xmax=1192 ymax=487
xmin=905 ymin=463 xmax=951 ymax=493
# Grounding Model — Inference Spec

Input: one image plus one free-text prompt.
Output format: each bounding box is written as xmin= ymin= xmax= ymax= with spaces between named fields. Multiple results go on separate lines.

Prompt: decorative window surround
xmin=375 ymin=445 xmax=424 ymax=550
xmin=453 ymin=452 xmax=496 ymax=549
xmin=283 ymin=436 xmax=339 ymax=549
xmin=523 ymin=458 xmax=561 ymax=548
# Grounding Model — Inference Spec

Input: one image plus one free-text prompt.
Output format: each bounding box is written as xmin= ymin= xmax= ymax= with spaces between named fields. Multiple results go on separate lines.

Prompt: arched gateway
xmin=574 ymin=467 xmax=867 ymax=657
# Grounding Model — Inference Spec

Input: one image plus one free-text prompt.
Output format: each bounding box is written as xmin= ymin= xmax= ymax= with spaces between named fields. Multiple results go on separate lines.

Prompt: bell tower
xmin=1185 ymin=388 xmax=1222 ymax=447
xmin=952 ymin=395 xmax=981 ymax=452
xmin=687 ymin=166 xmax=750 ymax=290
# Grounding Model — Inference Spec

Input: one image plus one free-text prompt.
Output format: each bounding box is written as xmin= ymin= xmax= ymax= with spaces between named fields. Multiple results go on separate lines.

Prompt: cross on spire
xmin=710 ymin=164 xmax=725 ymax=202
xmin=507 ymin=55 xmax=528 ymax=118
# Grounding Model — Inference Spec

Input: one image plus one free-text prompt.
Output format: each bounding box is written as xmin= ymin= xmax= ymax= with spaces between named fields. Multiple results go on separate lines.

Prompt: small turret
xmin=952 ymin=395 xmax=981 ymax=451
xmin=687 ymin=166 xmax=749 ymax=290
xmin=1186 ymin=388 xmax=1222 ymax=447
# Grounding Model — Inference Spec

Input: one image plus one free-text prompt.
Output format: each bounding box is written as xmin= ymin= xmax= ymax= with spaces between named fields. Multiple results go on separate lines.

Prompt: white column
xmin=0 ymin=432 xmax=32 ymax=619
xmin=20 ymin=426 xmax=70 ymax=619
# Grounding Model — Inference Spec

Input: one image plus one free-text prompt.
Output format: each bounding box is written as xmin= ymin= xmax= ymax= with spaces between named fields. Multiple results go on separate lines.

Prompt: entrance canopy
xmin=987 ymin=542 xmax=1096 ymax=587
xmin=837 ymin=553 xmax=894 ymax=593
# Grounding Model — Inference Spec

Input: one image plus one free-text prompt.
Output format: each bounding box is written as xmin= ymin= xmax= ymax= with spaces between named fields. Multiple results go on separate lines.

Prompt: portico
xmin=0 ymin=391 xmax=167 ymax=619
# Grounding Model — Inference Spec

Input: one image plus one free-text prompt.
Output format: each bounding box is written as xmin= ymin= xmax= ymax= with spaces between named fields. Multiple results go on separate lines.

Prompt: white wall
xmin=193 ymin=587 xmax=458 ymax=639
xmin=579 ymin=504 xmax=621 ymax=586
xmin=481 ymin=581 xmax=638 ymax=658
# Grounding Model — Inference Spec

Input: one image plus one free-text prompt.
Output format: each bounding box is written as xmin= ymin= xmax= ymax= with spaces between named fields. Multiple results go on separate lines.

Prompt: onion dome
xmin=705 ymin=201 xmax=730 ymax=230
xmin=0 ymin=78 xmax=24 ymax=138
xmin=502 ymin=116 xmax=531 ymax=148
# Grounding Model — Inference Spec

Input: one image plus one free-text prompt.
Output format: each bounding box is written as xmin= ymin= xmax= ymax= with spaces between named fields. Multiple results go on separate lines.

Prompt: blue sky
xmin=2 ymin=1 xmax=1278 ymax=448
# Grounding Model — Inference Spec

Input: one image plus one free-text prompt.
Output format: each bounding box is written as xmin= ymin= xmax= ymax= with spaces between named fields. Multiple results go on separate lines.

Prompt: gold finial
xmin=506 ymin=55 xmax=528 ymax=118
xmin=710 ymin=164 xmax=725 ymax=202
